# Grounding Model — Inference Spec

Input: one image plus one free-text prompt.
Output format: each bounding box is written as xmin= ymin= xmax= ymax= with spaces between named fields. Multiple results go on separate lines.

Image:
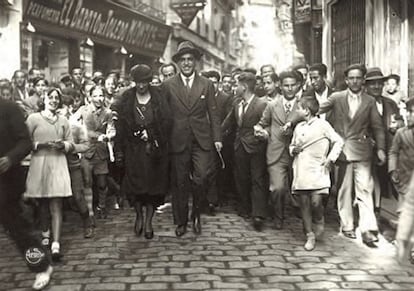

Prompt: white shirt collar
xmin=315 ymin=86 xmax=328 ymax=101
xmin=347 ymin=88 xmax=362 ymax=99
xmin=180 ymin=72 xmax=196 ymax=88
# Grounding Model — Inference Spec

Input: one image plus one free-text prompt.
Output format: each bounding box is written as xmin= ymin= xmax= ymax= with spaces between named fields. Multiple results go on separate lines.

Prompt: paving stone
xmin=190 ymin=261 xmax=226 ymax=268
xmin=185 ymin=274 xmax=222 ymax=281
xmin=172 ymin=282 xmax=211 ymax=290
xmin=43 ymin=285 xmax=83 ymax=291
xmin=344 ymin=274 xmax=389 ymax=282
xmin=212 ymin=282 xmax=249 ymax=289
xmin=144 ymin=275 xmax=181 ymax=282
xmin=84 ymin=283 xmax=125 ymax=290
xmin=267 ymin=275 xmax=305 ymax=283
xmin=228 ymin=261 xmax=261 ymax=268
xmin=340 ymin=282 xmax=383 ymax=289
xmin=289 ymin=269 xmax=327 ymax=275
xmin=296 ymin=282 xmax=340 ymax=290
xmin=212 ymin=269 xmax=244 ymax=276
xmin=130 ymin=283 xmax=169 ymax=290
xmin=307 ymin=274 xmax=342 ymax=282
xmin=170 ymin=267 xmax=209 ymax=274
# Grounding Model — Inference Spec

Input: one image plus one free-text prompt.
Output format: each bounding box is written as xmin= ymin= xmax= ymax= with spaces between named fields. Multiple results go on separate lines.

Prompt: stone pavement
xmin=1 ymin=202 xmax=414 ymax=291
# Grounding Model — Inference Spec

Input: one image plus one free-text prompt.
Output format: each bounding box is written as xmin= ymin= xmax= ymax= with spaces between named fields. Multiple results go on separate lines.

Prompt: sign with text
xmin=24 ymin=0 xmax=171 ymax=57
xmin=170 ymin=0 xmax=206 ymax=26
xmin=294 ymin=0 xmax=311 ymax=24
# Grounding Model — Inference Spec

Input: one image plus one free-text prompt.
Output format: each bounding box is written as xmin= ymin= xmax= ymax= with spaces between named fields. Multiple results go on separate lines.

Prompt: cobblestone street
xmin=1 ymin=202 xmax=414 ymax=291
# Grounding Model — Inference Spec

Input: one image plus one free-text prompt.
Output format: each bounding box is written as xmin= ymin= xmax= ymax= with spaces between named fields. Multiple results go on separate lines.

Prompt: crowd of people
xmin=1 ymin=40 xmax=414 ymax=290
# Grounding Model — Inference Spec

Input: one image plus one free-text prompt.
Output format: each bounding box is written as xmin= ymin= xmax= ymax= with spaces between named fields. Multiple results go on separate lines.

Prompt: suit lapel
xmin=172 ymin=75 xmax=191 ymax=110
xmin=349 ymin=93 xmax=369 ymax=126
xmin=189 ymin=74 xmax=203 ymax=109
xmin=275 ymin=97 xmax=288 ymax=122
xmin=241 ymin=96 xmax=257 ymax=125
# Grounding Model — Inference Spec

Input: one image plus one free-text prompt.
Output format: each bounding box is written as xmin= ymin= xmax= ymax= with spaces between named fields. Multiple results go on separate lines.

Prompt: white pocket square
xmin=200 ymin=95 xmax=205 ymax=99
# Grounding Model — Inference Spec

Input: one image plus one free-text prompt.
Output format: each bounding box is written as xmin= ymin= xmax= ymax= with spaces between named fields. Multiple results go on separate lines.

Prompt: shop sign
xmin=294 ymin=0 xmax=311 ymax=24
xmin=24 ymin=0 xmax=171 ymax=56
xmin=170 ymin=0 xmax=206 ymax=26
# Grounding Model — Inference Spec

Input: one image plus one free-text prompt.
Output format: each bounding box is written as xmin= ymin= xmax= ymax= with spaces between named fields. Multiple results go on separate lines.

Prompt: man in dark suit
xmin=255 ymin=71 xmax=301 ymax=230
xmin=0 ymin=99 xmax=53 ymax=290
xmin=223 ymin=72 xmax=268 ymax=230
xmin=201 ymin=70 xmax=233 ymax=214
xmin=162 ymin=41 xmax=222 ymax=236
xmin=319 ymin=64 xmax=386 ymax=246
xmin=364 ymin=67 xmax=404 ymax=212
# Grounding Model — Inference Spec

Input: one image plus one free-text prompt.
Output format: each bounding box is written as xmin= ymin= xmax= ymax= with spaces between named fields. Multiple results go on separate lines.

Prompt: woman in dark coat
xmin=114 ymin=64 xmax=171 ymax=239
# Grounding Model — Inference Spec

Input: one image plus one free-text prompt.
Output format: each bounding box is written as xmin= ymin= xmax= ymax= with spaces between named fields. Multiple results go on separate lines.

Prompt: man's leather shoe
xmin=342 ymin=230 xmax=357 ymax=239
xmin=274 ymin=218 xmax=283 ymax=230
xmin=253 ymin=217 xmax=264 ymax=231
xmin=192 ymin=216 xmax=202 ymax=235
xmin=175 ymin=225 xmax=187 ymax=237
xmin=362 ymin=231 xmax=379 ymax=247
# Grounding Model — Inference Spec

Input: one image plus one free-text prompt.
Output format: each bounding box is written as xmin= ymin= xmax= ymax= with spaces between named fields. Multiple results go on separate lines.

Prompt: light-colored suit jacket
xmin=257 ymin=97 xmax=298 ymax=166
xmin=319 ymin=89 xmax=385 ymax=162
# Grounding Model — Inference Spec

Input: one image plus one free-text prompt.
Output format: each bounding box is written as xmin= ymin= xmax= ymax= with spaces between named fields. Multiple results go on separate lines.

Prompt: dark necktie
xmin=285 ymin=102 xmax=292 ymax=115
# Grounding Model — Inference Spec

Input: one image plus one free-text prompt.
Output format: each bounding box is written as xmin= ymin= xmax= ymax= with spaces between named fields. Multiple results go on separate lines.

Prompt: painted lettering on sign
xmin=25 ymin=0 xmax=170 ymax=54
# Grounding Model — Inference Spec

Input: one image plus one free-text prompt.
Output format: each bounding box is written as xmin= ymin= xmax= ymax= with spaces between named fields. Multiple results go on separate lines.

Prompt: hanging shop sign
xmin=294 ymin=0 xmax=311 ymax=24
xmin=170 ymin=0 xmax=206 ymax=26
xmin=24 ymin=0 xmax=171 ymax=57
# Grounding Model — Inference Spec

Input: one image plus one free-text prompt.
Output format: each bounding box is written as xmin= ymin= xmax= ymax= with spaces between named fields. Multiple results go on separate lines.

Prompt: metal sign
xmin=170 ymin=0 xmax=206 ymax=26
xmin=294 ymin=0 xmax=311 ymax=24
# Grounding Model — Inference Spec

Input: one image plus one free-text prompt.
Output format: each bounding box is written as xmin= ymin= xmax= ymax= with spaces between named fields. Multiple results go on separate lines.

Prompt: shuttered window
xmin=332 ymin=0 xmax=366 ymax=88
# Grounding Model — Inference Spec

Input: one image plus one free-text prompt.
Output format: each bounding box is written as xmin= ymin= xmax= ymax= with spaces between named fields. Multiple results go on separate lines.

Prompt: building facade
xmin=0 ymin=0 xmax=171 ymax=81
xmin=322 ymin=0 xmax=414 ymax=95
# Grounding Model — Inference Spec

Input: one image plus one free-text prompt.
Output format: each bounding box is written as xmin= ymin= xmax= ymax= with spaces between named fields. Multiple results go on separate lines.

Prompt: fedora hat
xmin=130 ymin=64 xmax=152 ymax=83
xmin=172 ymin=41 xmax=202 ymax=63
xmin=365 ymin=67 xmax=387 ymax=81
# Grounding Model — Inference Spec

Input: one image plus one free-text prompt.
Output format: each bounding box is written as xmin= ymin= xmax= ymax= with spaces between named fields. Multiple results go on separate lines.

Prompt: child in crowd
xmin=388 ymin=98 xmax=414 ymax=213
xmin=290 ymin=96 xmax=343 ymax=251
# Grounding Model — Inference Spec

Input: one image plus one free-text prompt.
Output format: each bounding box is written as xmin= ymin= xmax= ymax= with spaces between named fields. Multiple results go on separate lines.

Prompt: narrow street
xmin=1 ymin=202 xmax=413 ymax=291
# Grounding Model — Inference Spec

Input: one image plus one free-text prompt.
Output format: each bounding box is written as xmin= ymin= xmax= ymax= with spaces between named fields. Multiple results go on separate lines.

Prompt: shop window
xmin=80 ymin=46 xmax=93 ymax=77
xmin=32 ymin=34 xmax=69 ymax=82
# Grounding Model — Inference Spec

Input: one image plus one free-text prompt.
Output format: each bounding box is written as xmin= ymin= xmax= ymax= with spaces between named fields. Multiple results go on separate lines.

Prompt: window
xmin=80 ymin=45 xmax=93 ymax=76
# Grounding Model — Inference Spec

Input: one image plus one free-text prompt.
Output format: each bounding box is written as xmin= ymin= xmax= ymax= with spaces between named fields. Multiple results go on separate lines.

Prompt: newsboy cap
xmin=344 ymin=63 xmax=367 ymax=77
xmin=130 ymin=64 xmax=153 ymax=83
xmin=172 ymin=41 xmax=202 ymax=63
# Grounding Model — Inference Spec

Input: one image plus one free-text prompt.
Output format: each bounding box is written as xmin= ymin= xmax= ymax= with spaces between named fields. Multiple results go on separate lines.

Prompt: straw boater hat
xmin=172 ymin=41 xmax=202 ymax=63
xmin=365 ymin=67 xmax=387 ymax=82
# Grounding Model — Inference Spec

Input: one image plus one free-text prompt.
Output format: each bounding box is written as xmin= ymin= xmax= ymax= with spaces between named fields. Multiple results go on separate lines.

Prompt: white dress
xmin=24 ymin=112 xmax=73 ymax=198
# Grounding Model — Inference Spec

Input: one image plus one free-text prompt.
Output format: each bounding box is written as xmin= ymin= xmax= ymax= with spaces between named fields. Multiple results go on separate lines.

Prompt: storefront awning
xmin=23 ymin=0 xmax=171 ymax=58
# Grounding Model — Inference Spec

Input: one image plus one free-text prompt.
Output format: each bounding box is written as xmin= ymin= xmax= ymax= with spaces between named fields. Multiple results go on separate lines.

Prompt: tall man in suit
xmin=364 ymin=67 xmax=404 ymax=212
xmin=255 ymin=71 xmax=301 ymax=230
xmin=223 ymin=72 xmax=268 ymax=230
xmin=319 ymin=64 xmax=386 ymax=246
xmin=162 ymin=41 xmax=222 ymax=236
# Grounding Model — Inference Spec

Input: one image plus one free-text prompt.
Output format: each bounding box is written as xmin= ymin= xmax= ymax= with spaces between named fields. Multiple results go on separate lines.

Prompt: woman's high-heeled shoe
xmin=144 ymin=222 xmax=154 ymax=239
